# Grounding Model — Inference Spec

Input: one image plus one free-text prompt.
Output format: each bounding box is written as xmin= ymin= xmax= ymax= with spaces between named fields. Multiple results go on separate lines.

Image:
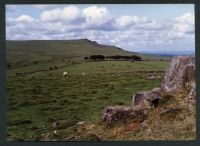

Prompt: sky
xmin=6 ymin=4 xmax=195 ymax=54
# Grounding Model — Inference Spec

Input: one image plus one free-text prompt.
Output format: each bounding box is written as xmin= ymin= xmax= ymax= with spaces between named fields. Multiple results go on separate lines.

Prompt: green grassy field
xmin=7 ymin=59 xmax=170 ymax=141
xmin=9 ymin=40 xmax=195 ymax=141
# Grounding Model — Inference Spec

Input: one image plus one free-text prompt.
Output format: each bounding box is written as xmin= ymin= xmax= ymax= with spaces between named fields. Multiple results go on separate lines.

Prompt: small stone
xmin=147 ymin=129 xmax=151 ymax=133
xmin=77 ymin=121 xmax=85 ymax=125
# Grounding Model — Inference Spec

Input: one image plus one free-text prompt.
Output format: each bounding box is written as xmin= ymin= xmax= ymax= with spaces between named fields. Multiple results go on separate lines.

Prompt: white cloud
xmin=82 ymin=6 xmax=112 ymax=27
xmin=40 ymin=5 xmax=82 ymax=23
xmin=16 ymin=15 xmax=34 ymax=23
xmin=39 ymin=5 xmax=115 ymax=31
xmin=115 ymin=16 xmax=139 ymax=28
xmin=175 ymin=13 xmax=194 ymax=24
xmin=6 ymin=15 xmax=35 ymax=28
xmin=6 ymin=5 xmax=195 ymax=54
xmin=167 ymin=13 xmax=194 ymax=40
xmin=174 ymin=13 xmax=194 ymax=33
xmin=135 ymin=20 xmax=163 ymax=30
xmin=115 ymin=15 xmax=161 ymax=31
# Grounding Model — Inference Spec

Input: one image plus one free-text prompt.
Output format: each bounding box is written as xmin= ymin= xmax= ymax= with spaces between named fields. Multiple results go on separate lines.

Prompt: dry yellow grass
xmin=69 ymin=92 xmax=196 ymax=141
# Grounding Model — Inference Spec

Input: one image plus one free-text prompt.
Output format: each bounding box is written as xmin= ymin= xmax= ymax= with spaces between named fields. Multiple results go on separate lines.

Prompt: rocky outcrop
xmin=102 ymin=105 xmax=148 ymax=124
xmin=161 ymin=56 xmax=195 ymax=94
xmin=102 ymin=56 xmax=195 ymax=124
xmin=132 ymin=87 xmax=162 ymax=107
xmin=132 ymin=56 xmax=195 ymax=107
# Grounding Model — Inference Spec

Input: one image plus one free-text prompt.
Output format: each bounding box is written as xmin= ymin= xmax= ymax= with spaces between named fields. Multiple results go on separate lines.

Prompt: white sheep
xmin=148 ymin=76 xmax=155 ymax=79
xmin=63 ymin=72 xmax=68 ymax=77
xmin=81 ymin=72 xmax=85 ymax=76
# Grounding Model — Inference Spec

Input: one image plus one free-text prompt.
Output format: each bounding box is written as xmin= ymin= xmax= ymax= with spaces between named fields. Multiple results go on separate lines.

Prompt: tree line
xmin=84 ymin=55 xmax=142 ymax=61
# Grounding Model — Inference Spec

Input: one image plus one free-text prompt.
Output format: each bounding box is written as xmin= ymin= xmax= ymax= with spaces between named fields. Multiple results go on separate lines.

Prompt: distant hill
xmin=137 ymin=50 xmax=195 ymax=57
xmin=6 ymin=39 xmax=170 ymax=64
xmin=6 ymin=39 xmax=135 ymax=57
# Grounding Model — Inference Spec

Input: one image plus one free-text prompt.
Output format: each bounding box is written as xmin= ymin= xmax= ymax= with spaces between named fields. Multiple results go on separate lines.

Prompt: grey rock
xmin=102 ymin=105 xmax=147 ymax=124
xmin=132 ymin=87 xmax=162 ymax=108
xmin=161 ymin=56 xmax=195 ymax=94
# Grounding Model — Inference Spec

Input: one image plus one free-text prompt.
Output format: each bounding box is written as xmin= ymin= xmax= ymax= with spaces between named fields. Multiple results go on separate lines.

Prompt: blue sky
xmin=6 ymin=4 xmax=195 ymax=54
